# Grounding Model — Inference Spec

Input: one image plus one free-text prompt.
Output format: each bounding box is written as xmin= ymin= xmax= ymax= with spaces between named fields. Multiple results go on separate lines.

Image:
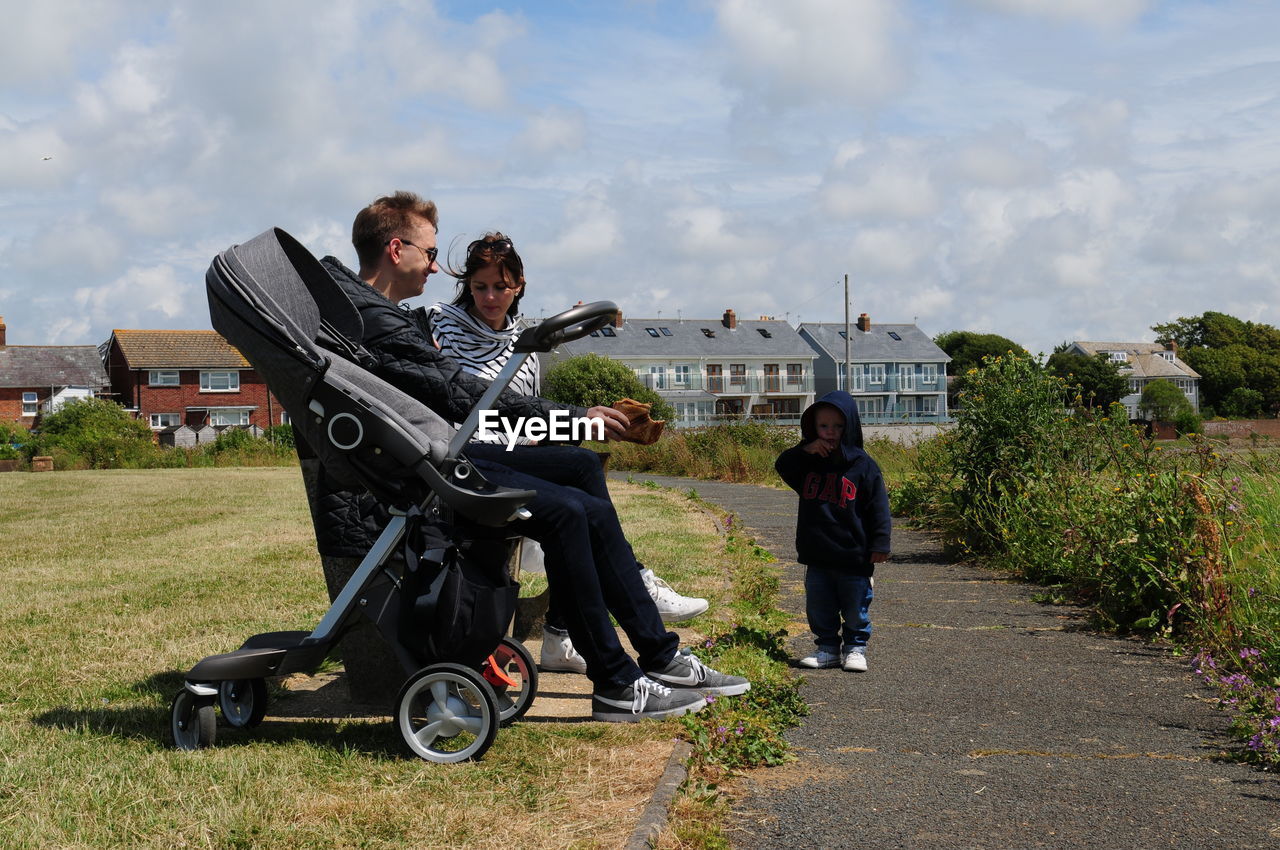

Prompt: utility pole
xmin=843 ymin=273 xmax=852 ymax=392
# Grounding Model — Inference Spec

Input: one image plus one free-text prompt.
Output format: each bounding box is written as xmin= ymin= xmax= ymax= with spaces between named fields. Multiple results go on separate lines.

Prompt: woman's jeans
xmin=804 ymin=564 xmax=873 ymax=653
xmin=464 ymin=443 xmax=677 ymax=688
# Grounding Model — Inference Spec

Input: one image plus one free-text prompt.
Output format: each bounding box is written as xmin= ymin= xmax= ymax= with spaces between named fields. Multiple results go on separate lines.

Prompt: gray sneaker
xmin=591 ymin=676 xmax=707 ymax=722
xmin=645 ymin=648 xmax=751 ymax=697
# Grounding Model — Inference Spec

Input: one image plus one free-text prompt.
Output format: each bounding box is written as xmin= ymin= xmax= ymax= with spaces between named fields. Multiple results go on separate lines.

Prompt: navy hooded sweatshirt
xmin=774 ymin=391 xmax=891 ymax=576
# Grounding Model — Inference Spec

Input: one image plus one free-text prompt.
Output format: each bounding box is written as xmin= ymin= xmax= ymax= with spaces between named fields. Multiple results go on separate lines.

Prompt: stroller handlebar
xmin=513 ymin=300 xmax=617 ymax=354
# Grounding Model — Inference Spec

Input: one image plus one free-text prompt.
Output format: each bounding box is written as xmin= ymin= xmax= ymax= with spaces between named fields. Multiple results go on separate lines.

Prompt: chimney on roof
xmin=614 ymin=309 xmax=624 ymax=328
xmin=1165 ymin=340 xmax=1178 ymax=354
xmin=856 ymin=313 xmax=871 ymax=332
xmin=0 ymin=315 xmax=5 ymax=347
xmin=722 ymin=308 xmax=737 ymax=330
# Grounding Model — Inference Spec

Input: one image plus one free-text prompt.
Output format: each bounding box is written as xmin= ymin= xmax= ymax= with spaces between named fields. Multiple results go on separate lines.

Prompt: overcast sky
xmin=2 ymin=0 xmax=1278 ymax=355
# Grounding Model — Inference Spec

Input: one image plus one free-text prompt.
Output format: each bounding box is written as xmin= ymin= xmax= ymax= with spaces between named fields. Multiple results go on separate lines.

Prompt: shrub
xmin=30 ymin=398 xmax=158 ymax=469
xmin=264 ymin=423 xmax=296 ymax=449
xmin=0 ymin=422 xmax=30 ymax=460
xmin=1139 ymin=379 xmax=1194 ymax=423
xmin=542 ymin=353 xmax=675 ymax=422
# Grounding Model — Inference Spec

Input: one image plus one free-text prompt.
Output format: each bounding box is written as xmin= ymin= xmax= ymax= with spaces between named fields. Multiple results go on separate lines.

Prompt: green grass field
xmin=0 ymin=468 xmax=735 ymax=849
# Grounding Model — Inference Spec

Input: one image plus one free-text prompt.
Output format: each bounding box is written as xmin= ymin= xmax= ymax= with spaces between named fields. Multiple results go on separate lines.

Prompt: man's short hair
xmin=351 ymin=191 xmax=439 ymax=268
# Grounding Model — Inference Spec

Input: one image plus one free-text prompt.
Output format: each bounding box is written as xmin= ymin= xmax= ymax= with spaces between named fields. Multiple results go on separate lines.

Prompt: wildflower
xmin=1248 ymin=587 xmax=1257 ymax=598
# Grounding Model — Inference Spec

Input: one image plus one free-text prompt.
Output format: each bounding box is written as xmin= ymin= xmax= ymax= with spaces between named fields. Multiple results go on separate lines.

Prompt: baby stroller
xmin=170 ymin=227 xmax=615 ymax=762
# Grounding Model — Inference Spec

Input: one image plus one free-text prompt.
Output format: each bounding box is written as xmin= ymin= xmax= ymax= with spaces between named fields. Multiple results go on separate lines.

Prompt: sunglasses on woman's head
xmin=468 ymin=237 xmax=513 ymax=257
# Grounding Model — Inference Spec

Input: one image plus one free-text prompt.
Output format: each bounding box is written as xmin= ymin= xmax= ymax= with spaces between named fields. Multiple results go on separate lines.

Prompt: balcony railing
xmin=837 ymin=376 xmax=945 ymax=393
xmin=640 ymin=373 xmax=815 ymax=394
xmin=668 ymin=408 xmax=952 ymax=428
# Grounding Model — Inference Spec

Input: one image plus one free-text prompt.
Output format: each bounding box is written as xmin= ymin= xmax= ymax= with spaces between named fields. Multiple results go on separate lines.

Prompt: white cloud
xmin=965 ymin=0 xmax=1153 ymax=29
xmin=515 ymin=107 xmax=587 ymax=157
xmin=715 ymin=0 xmax=910 ymax=110
xmin=73 ymin=263 xmax=195 ymax=331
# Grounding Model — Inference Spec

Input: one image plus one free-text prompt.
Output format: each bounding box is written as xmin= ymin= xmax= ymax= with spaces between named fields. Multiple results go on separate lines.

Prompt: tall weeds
xmin=895 ymin=352 xmax=1280 ymax=765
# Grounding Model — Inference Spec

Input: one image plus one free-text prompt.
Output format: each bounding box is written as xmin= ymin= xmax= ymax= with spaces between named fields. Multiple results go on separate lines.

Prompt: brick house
xmin=0 ymin=316 xmax=109 ymax=426
xmin=102 ymin=329 xmax=284 ymax=431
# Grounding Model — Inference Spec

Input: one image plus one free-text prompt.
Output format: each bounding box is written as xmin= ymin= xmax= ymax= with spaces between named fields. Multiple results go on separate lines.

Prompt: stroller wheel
xmin=484 ymin=637 xmax=538 ymax=726
xmin=395 ymin=663 xmax=499 ymax=763
xmin=219 ymin=678 xmax=268 ymax=728
xmin=170 ymin=689 xmax=217 ymax=751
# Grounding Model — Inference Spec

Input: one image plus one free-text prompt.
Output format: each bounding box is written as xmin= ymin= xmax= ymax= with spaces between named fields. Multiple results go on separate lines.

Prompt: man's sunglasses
xmin=389 ymin=238 xmax=438 ymax=264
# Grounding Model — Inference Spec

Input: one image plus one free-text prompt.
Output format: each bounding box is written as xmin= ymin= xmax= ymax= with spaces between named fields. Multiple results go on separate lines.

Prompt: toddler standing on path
xmin=775 ymin=391 xmax=891 ymax=672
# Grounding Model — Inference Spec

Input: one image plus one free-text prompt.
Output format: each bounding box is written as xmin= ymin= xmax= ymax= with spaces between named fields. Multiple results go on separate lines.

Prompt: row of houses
xmin=0 ymin=309 xmax=1202 ymax=432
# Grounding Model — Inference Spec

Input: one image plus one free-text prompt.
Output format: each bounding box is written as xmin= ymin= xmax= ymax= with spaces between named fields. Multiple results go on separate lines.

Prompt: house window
xmin=764 ymin=364 xmax=780 ymax=392
xmin=921 ymin=396 xmax=938 ymax=415
xmin=868 ymin=364 xmax=886 ymax=385
xmin=660 ymin=327 xmax=672 ymax=336
xmin=786 ymin=364 xmax=803 ymax=386
xmin=645 ymin=327 xmax=660 ymax=338
xmin=280 ymin=411 xmax=292 ymax=425
xmin=921 ymin=364 xmax=937 ymax=385
xmin=209 ymin=408 xmax=250 ymax=426
xmin=149 ymin=370 xmax=180 ymax=386
xmin=149 ymin=413 xmax=181 ymax=429
xmin=1129 ymin=379 xmax=1141 ymax=393
xmin=22 ymin=392 xmax=38 ymax=415
xmin=674 ymin=365 xmax=691 ymax=387
xmin=649 ymin=366 xmax=667 ymax=390
xmin=707 ymin=364 xmax=724 ymax=392
xmin=200 ymin=371 xmax=240 ymax=392
xmin=899 ymin=365 xmax=915 ymax=391
xmin=600 ymin=327 xmax=616 ymax=337
xmin=1108 ymin=351 xmax=1128 ymax=363
xmin=729 ymin=364 xmax=746 ymax=388
xmin=887 ymin=331 xmax=902 ymax=341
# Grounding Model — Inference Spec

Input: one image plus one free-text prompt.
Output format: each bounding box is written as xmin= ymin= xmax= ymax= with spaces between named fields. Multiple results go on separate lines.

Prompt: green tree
xmin=1181 ymin=345 xmax=1247 ymax=408
xmin=32 ymin=397 xmax=157 ymax=468
xmin=542 ymin=353 xmax=675 ymax=423
xmin=1138 ymin=380 xmax=1193 ymax=422
xmin=934 ymin=330 xmax=1029 ymax=407
xmin=1220 ymin=387 xmax=1264 ymax=418
xmin=1044 ymin=349 xmax=1129 ymax=408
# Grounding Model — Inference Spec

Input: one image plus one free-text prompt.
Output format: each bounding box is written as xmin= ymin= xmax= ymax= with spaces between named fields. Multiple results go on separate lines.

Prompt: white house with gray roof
xmin=547 ymin=309 xmax=817 ymax=426
xmin=799 ymin=314 xmax=951 ymax=421
xmin=1064 ymin=341 xmax=1200 ymax=419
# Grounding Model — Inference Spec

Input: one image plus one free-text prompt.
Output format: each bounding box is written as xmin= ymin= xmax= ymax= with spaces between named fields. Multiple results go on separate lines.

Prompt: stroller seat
xmin=170 ymin=226 xmax=616 ymax=762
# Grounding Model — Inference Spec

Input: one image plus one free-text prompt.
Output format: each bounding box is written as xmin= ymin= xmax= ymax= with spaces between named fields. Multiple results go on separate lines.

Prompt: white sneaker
xmin=799 ymin=649 xmax=841 ymax=669
xmin=642 ymin=568 xmax=709 ymax=623
xmin=539 ymin=627 xmax=588 ymax=674
xmin=842 ymin=650 xmax=868 ymax=672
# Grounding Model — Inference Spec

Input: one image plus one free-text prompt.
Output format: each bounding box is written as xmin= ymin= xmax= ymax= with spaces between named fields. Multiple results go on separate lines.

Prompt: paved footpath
xmin=614 ymin=473 xmax=1280 ymax=850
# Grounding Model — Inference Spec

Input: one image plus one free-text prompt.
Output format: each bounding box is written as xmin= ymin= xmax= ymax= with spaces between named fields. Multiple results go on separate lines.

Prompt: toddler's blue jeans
xmin=804 ymin=564 xmax=873 ymax=653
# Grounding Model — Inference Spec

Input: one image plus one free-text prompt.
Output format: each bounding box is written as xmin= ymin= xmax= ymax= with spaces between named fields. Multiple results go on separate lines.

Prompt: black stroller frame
xmin=170 ymin=227 xmax=615 ymax=763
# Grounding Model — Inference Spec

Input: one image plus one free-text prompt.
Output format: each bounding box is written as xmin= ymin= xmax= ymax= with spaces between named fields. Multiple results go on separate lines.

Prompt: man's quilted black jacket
xmin=305 ymin=257 xmax=587 ymax=557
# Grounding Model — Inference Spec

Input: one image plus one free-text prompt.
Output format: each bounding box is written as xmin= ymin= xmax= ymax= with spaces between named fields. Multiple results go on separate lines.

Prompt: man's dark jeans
xmin=465 ymin=443 xmax=678 ymax=688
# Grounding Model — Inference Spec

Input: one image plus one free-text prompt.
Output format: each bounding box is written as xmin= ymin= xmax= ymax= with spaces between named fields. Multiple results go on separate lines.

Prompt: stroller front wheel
xmin=395 ymin=663 xmax=499 ymax=763
xmin=219 ymin=678 xmax=268 ymax=728
xmin=170 ymin=689 xmax=217 ymax=750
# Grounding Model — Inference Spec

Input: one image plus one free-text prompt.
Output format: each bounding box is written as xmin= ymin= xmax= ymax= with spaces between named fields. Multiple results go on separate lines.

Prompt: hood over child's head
xmin=800 ymin=391 xmax=865 ymax=459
